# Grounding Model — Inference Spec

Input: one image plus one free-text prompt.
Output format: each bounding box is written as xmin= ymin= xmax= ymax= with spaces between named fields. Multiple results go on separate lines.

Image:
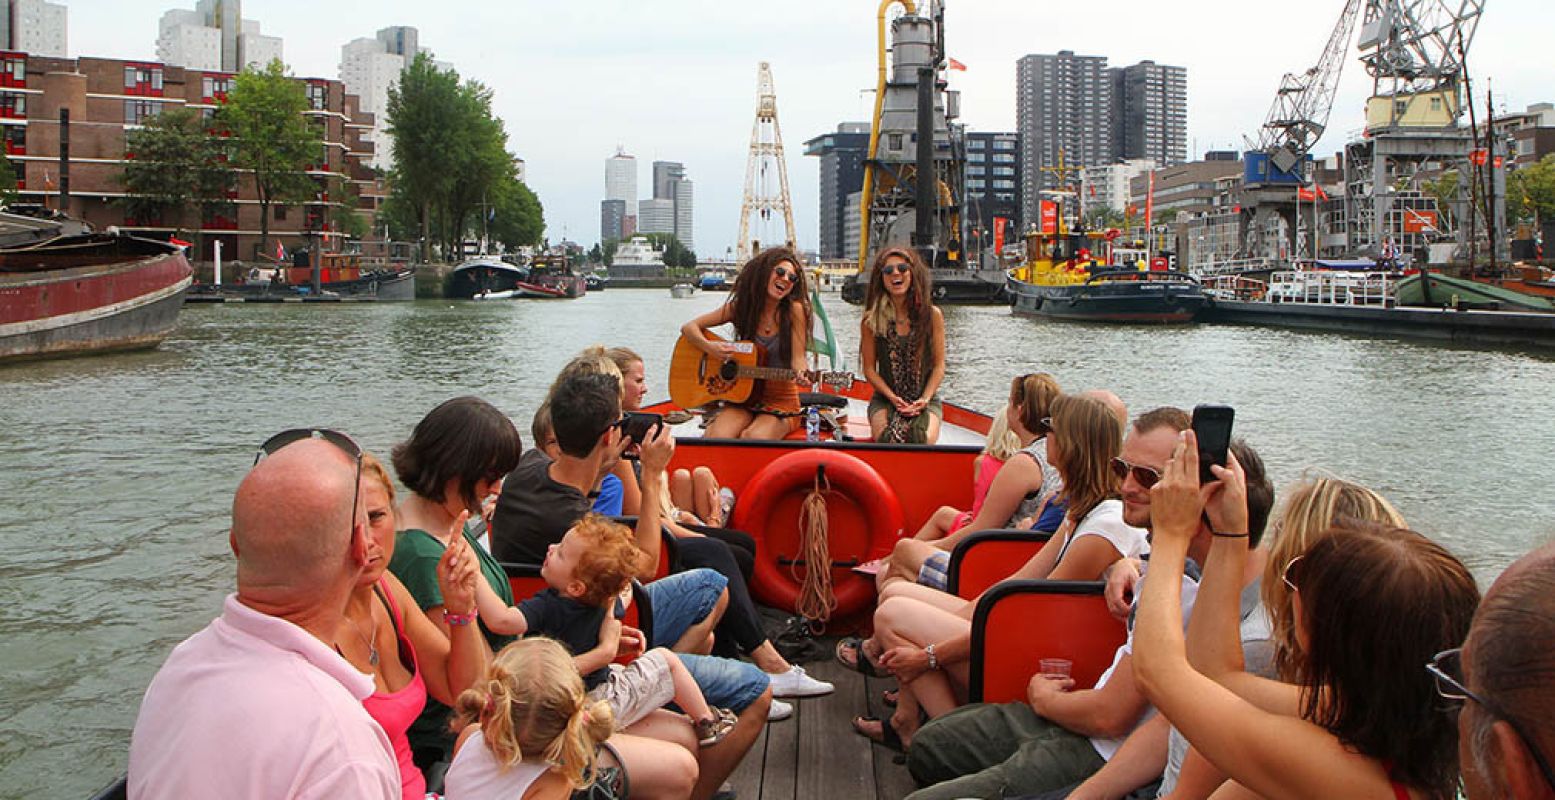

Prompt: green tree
xmin=587 ymin=242 xmax=603 ymax=265
xmin=601 ymin=238 xmax=619 ymax=266
xmin=1081 ymin=205 xmax=1126 ymax=232
xmin=218 ymin=59 xmax=316 ymax=260
xmin=327 ymin=178 xmax=370 ymax=240
xmin=118 ymin=107 xmax=234 ymax=246
xmin=1508 ymin=155 xmax=1555 ymax=225
xmin=388 ymin=55 xmax=531 ymax=259
xmin=641 ymin=232 xmax=697 ymax=267
xmin=488 ymin=173 xmax=544 ymax=251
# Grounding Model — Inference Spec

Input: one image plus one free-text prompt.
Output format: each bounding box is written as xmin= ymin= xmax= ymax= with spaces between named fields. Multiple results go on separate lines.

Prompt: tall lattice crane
xmin=1250 ymin=0 xmax=1366 ymax=176
xmin=736 ymin=62 xmax=796 ymax=263
xmin=1357 ymin=0 xmax=1482 ymax=107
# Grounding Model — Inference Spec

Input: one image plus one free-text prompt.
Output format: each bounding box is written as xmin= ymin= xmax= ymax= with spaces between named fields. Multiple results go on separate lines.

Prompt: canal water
xmin=3 ymin=289 xmax=1553 ymax=796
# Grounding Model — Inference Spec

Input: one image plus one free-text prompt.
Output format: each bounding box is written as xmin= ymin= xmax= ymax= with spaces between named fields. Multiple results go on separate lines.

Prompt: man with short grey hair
xmin=129 ymin=433 xmax=397 ymax=799
xmin=1453 ymin=543 xmax=1555 ymax=800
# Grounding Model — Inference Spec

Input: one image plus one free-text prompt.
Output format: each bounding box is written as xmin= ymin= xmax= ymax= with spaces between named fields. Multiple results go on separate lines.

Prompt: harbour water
xmin=3 ymin=289 xmax=1554 ymax=797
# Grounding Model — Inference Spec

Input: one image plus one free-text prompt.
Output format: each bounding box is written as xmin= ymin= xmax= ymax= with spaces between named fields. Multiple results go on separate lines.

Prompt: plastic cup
xmin=1039 ymin=658 xmax=1072 ymax=678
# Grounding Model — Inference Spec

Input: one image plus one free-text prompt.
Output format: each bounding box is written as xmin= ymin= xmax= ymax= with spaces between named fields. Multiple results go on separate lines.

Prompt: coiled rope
xmin=792 ymin=467 xmax=838 ymax=630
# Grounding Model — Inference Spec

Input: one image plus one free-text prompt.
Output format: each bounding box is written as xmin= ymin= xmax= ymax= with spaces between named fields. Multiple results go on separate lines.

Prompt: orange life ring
xmin=732 ymin=449 xmax=905 ymax=617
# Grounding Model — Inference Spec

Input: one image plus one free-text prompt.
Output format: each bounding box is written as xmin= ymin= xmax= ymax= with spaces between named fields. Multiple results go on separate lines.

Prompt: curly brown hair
xmin=726 ymin=246 xmax=811 ymax=357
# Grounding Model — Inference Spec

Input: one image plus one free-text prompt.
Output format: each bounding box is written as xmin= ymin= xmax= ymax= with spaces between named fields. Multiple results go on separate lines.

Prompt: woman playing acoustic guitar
xmin=680 ymin=246 xmax=814 ymax=440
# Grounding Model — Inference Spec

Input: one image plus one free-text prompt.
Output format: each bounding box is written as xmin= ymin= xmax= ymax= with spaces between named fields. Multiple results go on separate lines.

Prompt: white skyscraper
xmin=638 ymin=198 xmax=675 ymax=235
xmin=673 ymin=179 xmax=694 ymax=252
xmin=339 ymin=27 xmax=430 ymax=170
xmin=605 ymin=147 xmax=637 ymax=223
xmin=5 ymin=0 xmax=67 ymax=57
xmin=157 ymin=10 xmax=220 ymax=70
xmin=157 ymin=1 xmax=282 ymax=73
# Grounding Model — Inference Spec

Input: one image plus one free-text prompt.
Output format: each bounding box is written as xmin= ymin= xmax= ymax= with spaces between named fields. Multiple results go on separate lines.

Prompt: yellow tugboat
xmin=1007 ymin=224 xmax=1207 ymax=324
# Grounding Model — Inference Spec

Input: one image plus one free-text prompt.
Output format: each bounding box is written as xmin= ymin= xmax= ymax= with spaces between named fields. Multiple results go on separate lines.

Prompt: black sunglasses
xmin=1427 ymin=648 xmax=1555 ymax=791
xmin=256 ymin=428 xmax=364 ymax=540
xmin=1110 ymin=456 xmax=1162 ymax=489
xmin=880 ymin=262 xmax=911 ymax=275
xmin=773 ymin=266 xmax=797 ymax=280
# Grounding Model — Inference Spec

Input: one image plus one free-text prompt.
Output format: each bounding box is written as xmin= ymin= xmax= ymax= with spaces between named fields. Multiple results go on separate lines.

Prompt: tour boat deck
xmin=727 ymin=654 xmax=917 ymax=800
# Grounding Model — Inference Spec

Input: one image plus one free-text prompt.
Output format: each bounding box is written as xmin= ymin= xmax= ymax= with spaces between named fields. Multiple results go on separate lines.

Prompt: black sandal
xmin=852 ymin=715 xmax=909 ymax=763
xmin=835 ymin=636 xmax=889 ymax=678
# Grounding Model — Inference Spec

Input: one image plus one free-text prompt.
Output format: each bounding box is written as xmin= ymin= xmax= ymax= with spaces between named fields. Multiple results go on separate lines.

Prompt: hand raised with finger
xmin=1148 ymin=430 xmax=1205 ymax=542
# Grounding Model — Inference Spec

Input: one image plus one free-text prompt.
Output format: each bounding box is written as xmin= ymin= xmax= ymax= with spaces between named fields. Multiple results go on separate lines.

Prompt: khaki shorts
xmin=589 ymin=648 xmax=676 ymax=729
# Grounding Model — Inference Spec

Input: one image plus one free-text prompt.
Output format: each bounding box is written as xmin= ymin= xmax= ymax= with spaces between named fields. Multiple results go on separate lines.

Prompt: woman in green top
xmin=387 ymin=396 xmax=523 ymax=772
xmin=860 ymin=247 xmax=946 ymax=443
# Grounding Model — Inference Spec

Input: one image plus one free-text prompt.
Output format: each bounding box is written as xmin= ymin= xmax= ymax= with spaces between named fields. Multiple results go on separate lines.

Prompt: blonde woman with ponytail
xmin=444 ymin=638 xmax=698 ymax=800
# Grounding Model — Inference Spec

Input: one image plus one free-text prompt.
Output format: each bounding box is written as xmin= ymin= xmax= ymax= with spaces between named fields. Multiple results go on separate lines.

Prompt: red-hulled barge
xmin=0 ymin=233 xmax=193 ymax=363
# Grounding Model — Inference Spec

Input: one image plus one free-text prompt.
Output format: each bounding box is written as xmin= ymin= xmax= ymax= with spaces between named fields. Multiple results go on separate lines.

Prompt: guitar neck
xmin=733 ymin=364 xmax=804 ymax=382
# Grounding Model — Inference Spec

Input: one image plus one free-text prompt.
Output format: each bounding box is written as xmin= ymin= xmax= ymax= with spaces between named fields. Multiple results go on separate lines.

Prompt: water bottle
xmin=805 ymin=406 xmax=821 ymax=442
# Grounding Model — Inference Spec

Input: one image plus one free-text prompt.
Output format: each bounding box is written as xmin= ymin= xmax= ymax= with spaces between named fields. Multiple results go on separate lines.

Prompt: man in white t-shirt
xmin=1019 ymin=439 xmax=1278 ymax=800
xmin=129 ymin=433 xmax=399 ymax=799
xmin=905 ymin=408 xmax=1194 ymax=799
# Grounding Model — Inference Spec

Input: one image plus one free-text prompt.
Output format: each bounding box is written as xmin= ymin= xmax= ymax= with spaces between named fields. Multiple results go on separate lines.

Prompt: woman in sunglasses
xmin=1135 ymin=434 xmax=1478 ymax=800
xmin=860 ymin=247 xmax=945 ymax=443
xmin=680 ymin=246 xmax=813 ymax=440
xmin=848 ymin=394 xmax=1144 ymax=750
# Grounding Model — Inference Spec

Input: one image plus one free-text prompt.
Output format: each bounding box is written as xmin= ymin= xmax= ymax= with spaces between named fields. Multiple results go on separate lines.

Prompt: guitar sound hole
xmin=718 ymin=360 xmax=738 ymax=381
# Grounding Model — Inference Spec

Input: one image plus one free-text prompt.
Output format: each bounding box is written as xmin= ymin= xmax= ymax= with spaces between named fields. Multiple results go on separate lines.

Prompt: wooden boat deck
xmin=726 ymin=654 xmax=918 ymax=800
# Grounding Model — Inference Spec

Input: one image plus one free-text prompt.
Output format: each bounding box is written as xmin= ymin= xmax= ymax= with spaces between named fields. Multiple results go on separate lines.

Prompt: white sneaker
xmin=767 ymin=698 xmax=794 ymax=722
xmin=767 ymin=665 xmax=834 ymax=698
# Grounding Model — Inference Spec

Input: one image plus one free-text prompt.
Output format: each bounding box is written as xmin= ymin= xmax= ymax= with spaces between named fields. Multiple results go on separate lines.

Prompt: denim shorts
xmin=644 ymin=568 xmax=728 ymax=649
xmin=917 ymin=551 xmax=950 ymax=591
xmin=678 ymin=653 xmax=770 ymax=712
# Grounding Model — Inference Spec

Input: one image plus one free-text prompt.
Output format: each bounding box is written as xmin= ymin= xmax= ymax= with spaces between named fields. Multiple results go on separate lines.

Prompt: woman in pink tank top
xmin=337 ymin=454 xmax=490 ymax=799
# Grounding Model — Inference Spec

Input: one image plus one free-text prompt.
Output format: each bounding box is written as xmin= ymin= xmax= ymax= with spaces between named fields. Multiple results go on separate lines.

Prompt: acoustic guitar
xmin=669 ymin=332 xmax=853 ymax=409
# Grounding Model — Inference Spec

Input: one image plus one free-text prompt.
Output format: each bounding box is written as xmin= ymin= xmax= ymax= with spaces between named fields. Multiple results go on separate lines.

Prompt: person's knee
xmin=665 ymin=748 xmax=699 ymax=796
xmin=693 ymin=466 xmax=715 ymax=484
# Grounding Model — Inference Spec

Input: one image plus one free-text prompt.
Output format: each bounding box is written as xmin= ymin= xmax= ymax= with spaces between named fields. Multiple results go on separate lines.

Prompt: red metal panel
xmin=0 ymin=253 xmax=189 ymax=325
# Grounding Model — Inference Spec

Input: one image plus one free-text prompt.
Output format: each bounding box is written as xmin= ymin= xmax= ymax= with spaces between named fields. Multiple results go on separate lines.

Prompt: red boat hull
xmin=643 ymin=381 xmax=992 ymax=629
xmin=0 ymin=238 xmax=193 ymax=363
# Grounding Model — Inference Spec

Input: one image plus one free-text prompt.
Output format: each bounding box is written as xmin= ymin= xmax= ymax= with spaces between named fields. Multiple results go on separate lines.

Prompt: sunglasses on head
xmin=1426 ymin=648 xmax=1555 ymax=791
xmin=255 ymin=428 xmax=364 ymax=539
xmin=1281 ymin=554 xmax=1305 ymax=593
xmin=880 ymin=262 xmax=911 ymax=275
xmin=1110 ymin=456 xmax=1162 ymax=489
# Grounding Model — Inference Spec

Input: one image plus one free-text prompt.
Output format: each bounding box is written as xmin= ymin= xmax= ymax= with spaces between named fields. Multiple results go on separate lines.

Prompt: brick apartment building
xmin=0 ymin=50 xmax=381 ymax=262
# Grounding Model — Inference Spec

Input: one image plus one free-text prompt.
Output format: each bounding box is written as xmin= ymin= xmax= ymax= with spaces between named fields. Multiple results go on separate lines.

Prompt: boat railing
xmin=1203 ymin=275 xmax=1267 ymax=301
xmin=1195 ymin=257 xmax=1281 ymax=278
xmin=1265 ymin=270 xmax=1396 ymax=307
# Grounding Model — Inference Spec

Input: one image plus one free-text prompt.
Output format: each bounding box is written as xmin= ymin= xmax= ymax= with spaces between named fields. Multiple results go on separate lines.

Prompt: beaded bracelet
xmin=444 ymin=608 xmax=479 ymax=626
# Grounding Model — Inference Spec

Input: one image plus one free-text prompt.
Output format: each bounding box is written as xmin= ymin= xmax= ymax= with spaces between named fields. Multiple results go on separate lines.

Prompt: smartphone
xmin=1191 ymin=404 xmax=1235 ymax=484
xmin=620 ymin=411 xmax=664 ymax=447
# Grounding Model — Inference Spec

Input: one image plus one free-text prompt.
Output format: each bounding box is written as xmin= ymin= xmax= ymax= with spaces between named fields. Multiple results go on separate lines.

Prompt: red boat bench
xmin=968 ymin=579 xmax=1128 ymax=704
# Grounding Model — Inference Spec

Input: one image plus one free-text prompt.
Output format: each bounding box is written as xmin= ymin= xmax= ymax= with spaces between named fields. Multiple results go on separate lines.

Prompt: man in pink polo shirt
xmin=129 ymin=433 xmax=398 ymax=799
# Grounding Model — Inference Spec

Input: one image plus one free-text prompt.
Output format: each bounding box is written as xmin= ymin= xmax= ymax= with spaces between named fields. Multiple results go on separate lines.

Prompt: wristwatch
xmin=925 ymin=643 xmax=940 ymax=670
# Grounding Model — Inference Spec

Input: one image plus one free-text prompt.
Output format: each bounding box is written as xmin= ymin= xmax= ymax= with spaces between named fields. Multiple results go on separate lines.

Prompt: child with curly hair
xmin=474 ymin=514 xmax=736 ymax=747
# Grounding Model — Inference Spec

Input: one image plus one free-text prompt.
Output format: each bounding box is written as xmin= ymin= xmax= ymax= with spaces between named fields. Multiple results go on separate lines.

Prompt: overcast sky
xmin=67 ymin=0 xmax=1553 ymax=257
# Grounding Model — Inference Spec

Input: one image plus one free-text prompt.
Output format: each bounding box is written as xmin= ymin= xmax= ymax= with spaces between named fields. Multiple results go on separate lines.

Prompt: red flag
xmin=169 ymin=236 xmax=192 ymax=248
xmin=993 ymin=217 xmax=1006 ymax=254
xmin=1297 ymin=187 xmax=1316 ymax=201
xmin=276 ymin=240 xmax=286 ymax=262
xmin=1088 ymin=183 xmax=1096 ymax=198
xmin=1316 ymin=185 xmax=1329 ymax=201
xmin=1492 ymin=156 xmax=1504 ymax=169
xmin=948 ymin=58 xmax=967 ymax=71
xmin=1040 ymin=201 xmax=1058 ymax=234
xmin=1470 ymin=149 xmax=1488 ymax=166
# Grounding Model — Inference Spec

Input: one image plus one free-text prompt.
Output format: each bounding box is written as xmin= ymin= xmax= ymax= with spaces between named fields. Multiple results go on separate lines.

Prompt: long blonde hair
xmin=452 ymin=638 xmax=615 ymax=788
xmin=982 ymin=407 xmax=1022 ymax=462
xmin=1260 ymin=474 xmax=1407 ymax=680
